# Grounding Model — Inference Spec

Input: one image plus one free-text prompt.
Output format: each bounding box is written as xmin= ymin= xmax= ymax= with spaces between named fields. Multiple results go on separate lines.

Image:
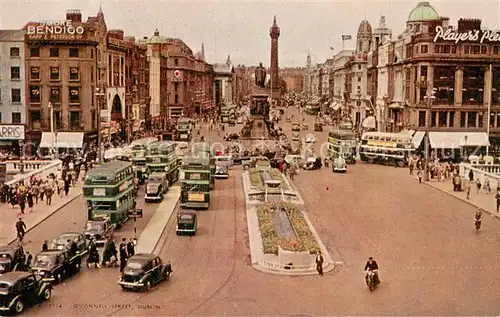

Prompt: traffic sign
xmin=128 ymin=209 xmax=143 ymax=218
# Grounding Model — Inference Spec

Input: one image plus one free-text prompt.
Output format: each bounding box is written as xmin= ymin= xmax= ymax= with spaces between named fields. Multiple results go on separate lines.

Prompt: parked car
xmin=0 ymin=272 xmax=52 ymax=315
xmin=84 ymin=217 xmax=115 ymax=246
xmin=176 ymin=211 xmax=197 ymax=236
xmin=314 ymin=123 xmax=323 ymax=131
xmin=50 ymin=233 xmax=87 ymax=255
xmin=117 ymin=254 xmax=170 ymax=291
xmin=303 ymin=157 xmax=322 ymax=170
xmin=30 ymin=249 xmax=82 ymax=283
xmin=0 ymin=245 xmax=25 ymax=274
xmin=284 ymin=155 xmax=306 ymax=168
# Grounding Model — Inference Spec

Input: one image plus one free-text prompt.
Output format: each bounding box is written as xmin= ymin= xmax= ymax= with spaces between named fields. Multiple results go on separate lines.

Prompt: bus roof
xmin=181 ymin=156 xmax=210 ymax=167
xmin=85 ymin=161 xmax=132 ymax=179
xmin=147 ymin=141 xmax=175 ymax=151
xmin=361 ymin=131 xmax=413 ymax=140
xmin=329 ymin=129 xmax=356 ymax=137
xmin=131 ymin=137 xmax=158 ymax=146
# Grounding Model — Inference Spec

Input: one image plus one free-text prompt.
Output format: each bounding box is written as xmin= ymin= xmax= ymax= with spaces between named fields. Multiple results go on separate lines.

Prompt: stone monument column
xmin=269 ymin=16 xmax=281 ymax=100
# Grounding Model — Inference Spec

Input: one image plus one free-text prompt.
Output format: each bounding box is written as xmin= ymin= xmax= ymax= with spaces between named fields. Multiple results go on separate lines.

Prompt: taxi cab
xmin=144 ymin=172 xmax=168 ymax=202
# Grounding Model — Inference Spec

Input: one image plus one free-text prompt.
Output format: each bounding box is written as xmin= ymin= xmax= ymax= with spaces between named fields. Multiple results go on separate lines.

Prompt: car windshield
xmin=55 ymin=239 xmax=70 ymax=245
xmin=33 ymin=254 xmax=55 ymax=267
xmin=179 ymin=214 xmax=194 ymax=220
xmin=125 ymin=262 xmax=143 ymax=270
xmin=86 ymin=222 xmax=103 ymax=230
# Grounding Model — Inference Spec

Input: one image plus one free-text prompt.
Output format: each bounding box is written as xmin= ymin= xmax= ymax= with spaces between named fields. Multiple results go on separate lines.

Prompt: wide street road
xmin=28 ymin=108 xmax=500 ymax=316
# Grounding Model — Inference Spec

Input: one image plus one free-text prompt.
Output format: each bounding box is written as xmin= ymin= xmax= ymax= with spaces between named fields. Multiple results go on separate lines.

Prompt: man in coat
xmin=15 ymin=218 xmax=26 ymax=243
xmin=126 ymin=238 xmax=135 ymax=257
xmin=119 ymin=238 xmax=128 ymax=272
xmin=315 ymin=251 xmax=324 ymax=276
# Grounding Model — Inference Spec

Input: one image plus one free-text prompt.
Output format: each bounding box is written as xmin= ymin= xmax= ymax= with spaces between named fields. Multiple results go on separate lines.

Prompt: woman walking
xmin=27 ymin=190 xmax=34 ymax=212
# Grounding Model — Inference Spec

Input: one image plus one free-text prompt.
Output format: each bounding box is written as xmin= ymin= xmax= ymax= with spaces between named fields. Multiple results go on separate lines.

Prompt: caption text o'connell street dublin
xmin=1 ymin=1 xmax=500 ymax=316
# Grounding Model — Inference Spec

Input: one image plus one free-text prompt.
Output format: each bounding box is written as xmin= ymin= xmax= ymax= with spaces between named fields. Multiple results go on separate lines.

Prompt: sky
xmin=1 ymin=0 xmax=499 ymax=67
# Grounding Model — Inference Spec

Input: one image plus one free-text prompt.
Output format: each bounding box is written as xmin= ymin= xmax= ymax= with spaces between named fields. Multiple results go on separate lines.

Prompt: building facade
xmin=280 ymin=67 xmax=306 ymax=94
xmin=213 ymin=55 xmax=233 ymax=107
xmin=0 ymin=30 xmax=26 ymax=125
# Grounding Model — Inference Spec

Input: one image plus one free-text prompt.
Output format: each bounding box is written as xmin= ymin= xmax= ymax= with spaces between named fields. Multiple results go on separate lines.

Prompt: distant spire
xmin=154 ymin=28 xmax=159 ymax=36
xmin=98 ymin=3 xmax=103 ymax=13
xmin=273 ymin=15 xmax=277 ymax=25
xmin=226 ymin=54 xmax=231 ymax=65
xmin=201 ymin=43 xmax=205 ymax=59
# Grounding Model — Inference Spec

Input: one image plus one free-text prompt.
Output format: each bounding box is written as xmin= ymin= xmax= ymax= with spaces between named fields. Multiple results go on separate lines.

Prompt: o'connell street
xmin=1 ymin=1 xmax=500 ymax=316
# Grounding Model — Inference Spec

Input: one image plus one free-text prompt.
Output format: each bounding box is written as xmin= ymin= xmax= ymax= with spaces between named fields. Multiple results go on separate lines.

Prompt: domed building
xmin=406 ymin=1 xmax=441 ymax=33
xmin=357 ymin=20 xmax=372 ymax=53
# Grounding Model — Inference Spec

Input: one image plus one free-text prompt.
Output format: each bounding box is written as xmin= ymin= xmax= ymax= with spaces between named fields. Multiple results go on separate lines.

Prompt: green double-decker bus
xmin=146 ymin=141 xmax=179 ymax=186
xmin=191 ymin=142 xmax=215 ymax=189
xmin=180 ymin=156 xmax=211 ymax=209
xmin=83 ymin=161 xmax=136 ymax=228
xmin=177 ymin=118 xmax=193 ymax=141
xmin=131 ymin=137 xmax=157 ymax=183
xmin=221 ymin=106 xmax=230 ymax=123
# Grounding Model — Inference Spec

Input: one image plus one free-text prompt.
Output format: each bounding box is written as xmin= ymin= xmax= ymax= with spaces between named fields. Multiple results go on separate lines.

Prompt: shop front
xmin=0 ymin=124 xmax=25 ymax=156
xmin=429 ymin=132 xmax=489 ymax=161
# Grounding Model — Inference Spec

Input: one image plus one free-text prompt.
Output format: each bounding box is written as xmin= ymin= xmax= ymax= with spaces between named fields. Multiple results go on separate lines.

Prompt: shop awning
xmin=412 ymin=131 xmax=425 ymax=148
xmin=39 ymin=132 xmax=84 ymax=148
xmin=429 ymin=132 xmax=489 ymax=149
xmin=330 ymin=102 xmax=341 ymax=111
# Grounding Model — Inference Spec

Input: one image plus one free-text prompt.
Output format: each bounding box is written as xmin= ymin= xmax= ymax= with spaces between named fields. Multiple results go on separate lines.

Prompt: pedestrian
xmin=23 ymin=251 xmax=32 ymax=271
xmin=315 ymin=251 xmax=324 ymax=276
xmin=127 ymin=238 xmax=135 ymax=257
xmin=476 ymin=178 xmax=482 ymax=194
xmin=64 ymin=177 xmax=70 ymax=196
xmin=19 ymin=194 xmax=26 ymax=214
xmin=15 ymin=218 xmax=26 ymax=243
xmin=27 ymin=190 xmax=34 ymax=212
xmin=45 ymin=182 xmax=53 ymax=206
xmin=417 ymin=171 xmax=422 ymax=183
xmin=32 ymin=183 xmax=39 ymax=204
xmin=42 ymin=240 xmax=48 ymax=251
xmin=466 ymin=181 xmax=471 ymax=200
xmin=119 ymin=238 xmax=128 ymax=272
xmin=485 ymin=178 xmax=491 ymax=193
xmin=165 ymin=260 xmax=173 ymax=277
xmin=57 ymin=178 xmax=64 ymax=197
xmin=495 ymin=191 xmax=500 ymax=212
xmin=469 ymin=170 xmax=474 ymax=182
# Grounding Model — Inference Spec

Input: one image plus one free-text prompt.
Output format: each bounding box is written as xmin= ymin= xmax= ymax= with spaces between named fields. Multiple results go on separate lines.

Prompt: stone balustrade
xmin=5 ymin=160 xmax=62 ymax=187
xmin=4 ymin=160 xmax=55 ymax=174
xmin=460 ymin=163 xmax=500 ymax=189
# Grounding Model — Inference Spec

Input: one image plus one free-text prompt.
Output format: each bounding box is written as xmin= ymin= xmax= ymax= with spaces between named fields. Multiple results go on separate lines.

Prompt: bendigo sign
xmin=434 ymin=26 xmax=500 ymax=44
xmin=26 ymin=20 xmax=85 ymax=40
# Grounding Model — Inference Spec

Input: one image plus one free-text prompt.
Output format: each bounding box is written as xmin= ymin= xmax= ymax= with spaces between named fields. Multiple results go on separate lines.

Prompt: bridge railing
xmin=459 ymin=163 xmax=500 ymax=190
xmin=5 ymin=160 xmax=55 ymax=174
xmin=5 ymin=160 xmax=62 ymax=187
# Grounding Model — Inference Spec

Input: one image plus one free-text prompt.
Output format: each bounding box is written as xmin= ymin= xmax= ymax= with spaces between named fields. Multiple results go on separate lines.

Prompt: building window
xmin=357 ymin=77 xmax=361 ymax=82
xmin=70 ymin=67 xmax=79 ymax=81
xmin=69 ymin=87 xmax=80 ymax=104
xmin=30 ymin=47 xmax=40 ymax=57
xmin=434 ymin=45 xmax=440 ymax=53
xmin=30 ymin=67 xmax=40 ymax=81
xmin=12 ymin=112 xmax=21 ymax=124
xmin=418 ymin=110 xmax=426 ymax=127
xmin=175 ymin=94 xmax=179 ymax=104
xmin=29 ymin=86 xmax=40 ymax=103
xmin=438 ymin=111 xmax=447 ymax=127
xmin=468 ymin=111 xmax=477 ymax=127
xmin=49 ymin=48 xmax=59 ymax=57
xmin=471 ymin=45 xmax=480 ymax=54
xmin=358 ymin=64 xmax=361 ymax=70
xmin=69 ymin=48 xmax=79 ymax=58
xmin=174 ymin=82 xmax=179 ymax=92
xmin=481 ymin=46 xmax=487 ymax=54
xmin=451 ymin=45 xmax=457 ymax=53
xmin=460 ymin=112 xmax=466 ymax=127
xmin=30 ymin=110 xmax=41 ymax=129
xmin=415 ymin=45 xmax=419 ymax=54
xmin=421 ymin=45 xmax=428 ymax=54
xmin=431 ymin=111 xmax=437 ymax=127
xmin=50 ymin=87 xmax=60 ymax=103
xmin=10 ymin=67 xmax=20 ymax=80
xmin=91 ymin=110 xmax=96 ymax=130
xmin=443 ymin=45 xmax=450 ymax=53
xmin=494 ymin=47 xmax=499 ymax=55
xmin=464 ymin=45 xmax=470 ymax=54
xmin=54 ymin=111 xmax=62 ymax=130
xmin=11 ymin=89 xmax=21 ymax=103
xmin=91 ymin=67 xmax=94 ymax=83
xmin=69 ymin=111 xmax=80 ymax=129
xmin=478 ymin=112 xmax=484 ymax=128
xmin=449 ymin=111 xmax=455 ymax=127
xmin=91 ymin=49 xmax=94 ymax=59
xmin=175 ymin=58 xmax=179 ymax=66
xmin=490 ymin=112 xmax=496 ymax=127
xmin=10 ymin=47 xmax=20 ymax=57
xmin=50 ymin=67 xmax=60 ymax=81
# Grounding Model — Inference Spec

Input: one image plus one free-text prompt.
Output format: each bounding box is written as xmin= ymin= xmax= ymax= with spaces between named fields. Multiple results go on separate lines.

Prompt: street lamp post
xmin=95 ymin=87 xmax=105 ymax=163
xmin=423 ymin=89 xmax=436 ymax=182
xmin=356 ymin=86 xmax=362 ymax=136
xmin=48 ymin=102 xmax=56 ymax=159
xmin=464 ymin=134 xmax=469 ymax=160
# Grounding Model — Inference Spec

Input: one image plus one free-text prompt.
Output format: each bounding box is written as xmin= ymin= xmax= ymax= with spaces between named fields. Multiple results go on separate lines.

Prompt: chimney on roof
xmin=458 ymin=18 xmax=482 ymax=32
xmin=143 ymin=36 xmax=148 ymax=40
xmin=108 ymin=29 xmax=124 ymax=40
xmin=66 ymin=9 xmax=82 ymax=23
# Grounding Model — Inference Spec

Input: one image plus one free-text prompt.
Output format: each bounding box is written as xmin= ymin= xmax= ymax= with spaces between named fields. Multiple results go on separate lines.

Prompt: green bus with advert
xmin=83 ymin=161 xmax=136 ymax=228
xmin=191 ymin=142 xmax=215 ymax=189
xmin=145 ymin=141 xmax=179 ymax=186
xmin=180 ymin=156 xmax=211 ymax=209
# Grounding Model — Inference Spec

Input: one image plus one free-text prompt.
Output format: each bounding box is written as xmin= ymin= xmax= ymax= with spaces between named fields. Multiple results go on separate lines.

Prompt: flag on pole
xmin=342 ymin=35 xmax=352 ymax=40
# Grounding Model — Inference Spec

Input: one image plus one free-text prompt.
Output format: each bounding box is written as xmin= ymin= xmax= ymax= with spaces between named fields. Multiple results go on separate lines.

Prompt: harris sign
xmin=0 ymin=125 xmax=25 ymax=140
xmin=434 ymin=26 xmax=500 ymax=44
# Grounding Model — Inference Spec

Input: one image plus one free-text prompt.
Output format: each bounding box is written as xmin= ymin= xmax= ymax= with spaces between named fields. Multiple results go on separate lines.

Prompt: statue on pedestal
xmin=255 ymin=62 xmax=266 ymax=88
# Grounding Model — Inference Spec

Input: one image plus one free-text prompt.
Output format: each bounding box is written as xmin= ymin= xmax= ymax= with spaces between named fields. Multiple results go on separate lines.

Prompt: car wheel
xmin=14 ymin=299 xmax=24 ymax=314
xmin=145 ymin=280 xmax=152 ymax=291
xmin=42 ymin=288 xmax=52 ymax=300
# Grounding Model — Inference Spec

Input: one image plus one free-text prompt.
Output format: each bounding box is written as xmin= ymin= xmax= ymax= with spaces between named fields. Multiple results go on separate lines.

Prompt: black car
xmin=176 ymin=211 xmax=197 ymax=236
xmin=84 ymin=218 xmax=115 ymax=246
xmin=224 ymin=133 xmax=239 ymax=141
xmin=117 ymin=253 xmax=170 ymax=291
xmin=30 ymin=249 xmax=81 ymax=283
xmin=50 ymin=232 xmax=87 ymax=255
xmin=0 ymin=272 xmax=52 ymax=315
xmin=0 ymin=245 xmax=25 ymax=274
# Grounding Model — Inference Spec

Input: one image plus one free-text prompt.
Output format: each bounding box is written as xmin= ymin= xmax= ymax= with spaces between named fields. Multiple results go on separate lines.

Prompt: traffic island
xmin=242 ymin=170 xmax=336 ymax=275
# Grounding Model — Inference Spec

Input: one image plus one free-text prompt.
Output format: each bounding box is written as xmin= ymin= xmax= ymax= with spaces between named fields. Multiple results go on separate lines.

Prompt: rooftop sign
xmin=26 ymin=20 xmax=85 ymax=40
xmin=0 ymin=125 xmax=25 ymax=140
xmin=434 ymin=26 xmax=500 ymax=44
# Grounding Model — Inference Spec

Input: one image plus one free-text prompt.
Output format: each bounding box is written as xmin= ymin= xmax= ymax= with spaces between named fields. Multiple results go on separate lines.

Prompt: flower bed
xmin=249 ymin=168 xmax=289 ymax=190
xmin=256 ymin=202 xmax=320 ymax=254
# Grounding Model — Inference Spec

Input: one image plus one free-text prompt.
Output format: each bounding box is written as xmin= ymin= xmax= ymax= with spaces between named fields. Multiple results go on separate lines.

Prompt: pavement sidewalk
xmin=0 ymin=182 xmax=84 ymax=245
xmin=411 ymin=175 xmax=500 ymax=219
